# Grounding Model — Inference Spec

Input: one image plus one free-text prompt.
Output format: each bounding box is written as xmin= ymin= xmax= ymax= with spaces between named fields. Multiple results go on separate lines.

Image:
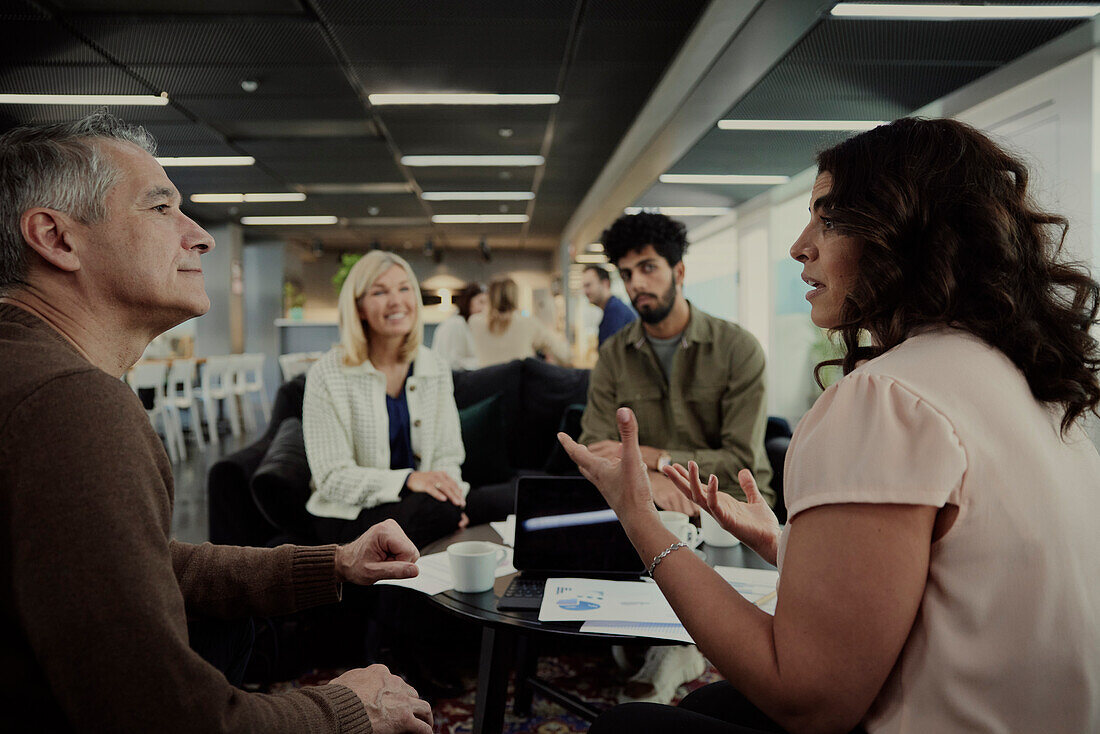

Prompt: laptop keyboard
xmin=496 ymin=577 xmax=545 ymax=611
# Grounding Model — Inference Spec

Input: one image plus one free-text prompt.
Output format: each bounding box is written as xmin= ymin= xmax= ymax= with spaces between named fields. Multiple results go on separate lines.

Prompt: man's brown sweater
xmin=0 ymin=304 xmax=370 ymax=732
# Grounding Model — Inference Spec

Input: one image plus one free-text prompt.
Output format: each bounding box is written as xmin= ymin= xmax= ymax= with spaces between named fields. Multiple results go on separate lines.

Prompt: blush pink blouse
xmin=778 ymin=328 xmax=1100 ymax=733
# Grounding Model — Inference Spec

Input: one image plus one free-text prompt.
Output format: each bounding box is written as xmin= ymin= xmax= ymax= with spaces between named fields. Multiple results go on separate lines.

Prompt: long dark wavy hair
xmin=815 ymin=117 xmax=1100 ymax=434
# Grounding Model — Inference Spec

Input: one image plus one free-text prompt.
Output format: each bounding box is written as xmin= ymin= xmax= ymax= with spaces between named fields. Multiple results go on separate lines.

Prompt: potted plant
xmin=332 ymin=252 xmax=363 ymax=295
xmin=283 ymin=281 xmax=306 ymax=320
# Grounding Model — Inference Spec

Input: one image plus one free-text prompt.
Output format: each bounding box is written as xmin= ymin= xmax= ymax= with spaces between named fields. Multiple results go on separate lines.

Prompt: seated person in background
xmin=561 ymin=118 xmax=1100 ymax=734
xmin=582 ymin=263 xmax=636 ymax=346
xmin=468 ymin=276 xmax=572 ymax=367
xmin=0 ymin=112 xmax=431 ymax=733
xmin=578 ymin=211 xmax=774 ymax=706
xmin=430 ymin=281 xmax=487 ymax=370
xmin=304 ymin=251 xmax=505 ymax=549
xmin=581 ymin=212 xmax=773 ymax=512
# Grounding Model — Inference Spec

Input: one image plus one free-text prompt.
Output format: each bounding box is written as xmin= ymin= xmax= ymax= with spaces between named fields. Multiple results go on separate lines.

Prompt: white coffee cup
xmin=701 ymin=511 xmax=740 ymax=547
xmin=658 ymin=510 xmax=701 ymax=549
xmin=447 ymin=541 xmax=507 ymax=593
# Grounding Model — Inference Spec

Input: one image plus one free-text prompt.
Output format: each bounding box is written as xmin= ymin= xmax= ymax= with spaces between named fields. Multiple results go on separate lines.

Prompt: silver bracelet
xmin=648 ymin=541 xmax=689 ymax=576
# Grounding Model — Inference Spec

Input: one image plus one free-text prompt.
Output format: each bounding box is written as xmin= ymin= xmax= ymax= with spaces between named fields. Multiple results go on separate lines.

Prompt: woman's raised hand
xmin=663 ymin=463 xmax=781 ymax=566
xmin=406 ymin=470 xmax=466 ymax=507
xmin=557 ymin=407 xmax=659 ymax=528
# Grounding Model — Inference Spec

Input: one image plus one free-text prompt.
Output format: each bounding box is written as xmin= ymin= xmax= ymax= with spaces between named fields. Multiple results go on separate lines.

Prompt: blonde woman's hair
xmin=336 ymin=251 xmax=423 ymax=366
xmin=487 ymin=277 xmax=518 ymax=334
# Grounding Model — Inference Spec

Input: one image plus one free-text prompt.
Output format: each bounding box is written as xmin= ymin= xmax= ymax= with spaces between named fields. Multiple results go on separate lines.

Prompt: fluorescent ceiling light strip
xmin=659 ymin=174 xmax=790 ymax=185
xmin=830 ymin=3 xmax=1100 ymax=19
xmin=401 ymin=155 xmax=545 ymax=167
xmin=718 ymin=119 xmax=885 ymax=131
xmin=575 ymin=254 xmax=609 ymax=263
xmin=624 ymin=206 xmax=732 ymax=216
xmin=588 ymin=243 xmax=604 ymax=252
xmin=158 ymin=156 xmax=255 ymax=167
xmin=0 ymin=93 xmax=169 ymax=106
xmin=240 ymin=216 xmax=337 ymax=225
xmin=431 ymin=214 xmax=529 ymax=224
xmin=191 ymin=193 xmax=306 ymax=203
xmin=421 ymin=191 xmax=535 ymax=201
xmin=370 ymin=93 xmax=559 ymax=105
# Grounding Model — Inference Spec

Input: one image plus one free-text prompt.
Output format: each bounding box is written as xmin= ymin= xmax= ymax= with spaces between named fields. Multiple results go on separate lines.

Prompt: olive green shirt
xmin=580 ymin=302 xmax=774 ymax=503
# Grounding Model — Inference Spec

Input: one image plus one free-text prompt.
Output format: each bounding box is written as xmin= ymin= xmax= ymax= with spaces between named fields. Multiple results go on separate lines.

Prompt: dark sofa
xmin=208 ymin=358 xmax=591 ymax=547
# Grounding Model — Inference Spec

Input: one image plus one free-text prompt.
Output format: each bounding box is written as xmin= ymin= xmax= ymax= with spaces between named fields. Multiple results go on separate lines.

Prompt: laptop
xmin=496 ymin=475 xmax=646 ymax=611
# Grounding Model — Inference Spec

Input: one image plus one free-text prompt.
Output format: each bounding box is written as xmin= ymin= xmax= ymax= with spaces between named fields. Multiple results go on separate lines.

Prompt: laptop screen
xmin=513 ymin=476 xmax=646 ymax=577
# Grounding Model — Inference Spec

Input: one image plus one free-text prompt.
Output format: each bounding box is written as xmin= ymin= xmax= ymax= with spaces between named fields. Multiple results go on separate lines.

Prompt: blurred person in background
xmin=582 ymin=264 xmax=636 ymax=347
xmin=431 ymin=281 xmax=487 ymax=370
xmin=468 ymin=276 xmax=572 ymax=367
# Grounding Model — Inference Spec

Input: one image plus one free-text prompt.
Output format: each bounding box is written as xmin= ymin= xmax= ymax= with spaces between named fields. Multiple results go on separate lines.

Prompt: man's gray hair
xmin=0 ymin=110 xmax=157 ymax=292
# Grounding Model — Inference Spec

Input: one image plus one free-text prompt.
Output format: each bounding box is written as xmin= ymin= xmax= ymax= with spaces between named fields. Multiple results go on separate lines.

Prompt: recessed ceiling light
xmin=421 ymin=191 xmax=535 ymax=201
xmin=717 ymin=119 xmax=885 ymax=131
xmin=498 ymin=128 xmax=515 ymax=137
xmin=659 ymin=174 xmax=790 ymax=185
xmin=369 ymin=93 xmax=559 ymax=105
xmin=624 ymin=206 xmax=732 ymax=216
xmin=158 ymin=156 xmax=255 ymax=167
xmin=240 ymin=216 xmax=338 ymax=225
xmin=298 ymin=183 xmax=411 ymax=194
xmin=190 ymin=193 xmax=305 ymax=203
xmin=830 ymin=3 xmax=1100 ymax=19
xmin=402 ymin=155 xmax=545 ymax=167
xmin=0 ymin=93 xmax=170 ymax=106
xmin=431 ymin=214 xmax=530 ymax=223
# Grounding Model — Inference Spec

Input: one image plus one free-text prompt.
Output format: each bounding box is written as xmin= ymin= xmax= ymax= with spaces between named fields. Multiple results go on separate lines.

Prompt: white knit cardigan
xmin=302 ymin=345 xmax=467 ymax=520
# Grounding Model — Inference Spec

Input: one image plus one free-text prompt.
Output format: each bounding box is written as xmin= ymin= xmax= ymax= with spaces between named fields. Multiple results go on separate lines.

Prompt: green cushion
xmin=458 ymin=392 xmax=513 ymax=487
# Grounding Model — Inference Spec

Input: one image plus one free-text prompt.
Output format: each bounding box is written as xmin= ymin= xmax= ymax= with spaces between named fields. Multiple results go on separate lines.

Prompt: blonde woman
xmin=467 ymin=277 xmax=572 ymax=367
xmin=303 ymin=251 xmax=469 ymax=548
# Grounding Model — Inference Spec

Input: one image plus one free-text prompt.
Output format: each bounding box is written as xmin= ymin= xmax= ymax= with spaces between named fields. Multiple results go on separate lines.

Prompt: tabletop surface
xmin=418 ymin=523 xmax=776 ymax=642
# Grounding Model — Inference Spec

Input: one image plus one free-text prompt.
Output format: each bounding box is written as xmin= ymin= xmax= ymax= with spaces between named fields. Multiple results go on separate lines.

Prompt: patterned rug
xmin=268 ymin=647 xmax=723 ymax=733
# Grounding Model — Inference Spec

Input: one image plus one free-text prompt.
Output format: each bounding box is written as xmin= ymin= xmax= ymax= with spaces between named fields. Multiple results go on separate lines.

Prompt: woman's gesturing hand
xmin=663 ymin=463 xmax=781 ymax=566
xmin=556 ymin=407 xmax=659 ymax=528
xmin=405 ymin=470 xmax=465 ymax=507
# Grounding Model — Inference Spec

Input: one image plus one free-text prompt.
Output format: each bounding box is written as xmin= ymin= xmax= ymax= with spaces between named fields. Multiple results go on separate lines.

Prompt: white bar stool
xmin=126 ymin=361 xmax=185 ymax=462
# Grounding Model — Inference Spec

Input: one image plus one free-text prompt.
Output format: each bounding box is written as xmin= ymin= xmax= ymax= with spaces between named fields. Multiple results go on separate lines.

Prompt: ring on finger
xmin=434 ymin=482 xmax=441 ymax=489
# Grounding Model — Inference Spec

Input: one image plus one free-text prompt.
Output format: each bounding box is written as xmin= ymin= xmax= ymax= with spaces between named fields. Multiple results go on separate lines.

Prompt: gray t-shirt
xmin=646 ymin=331 xmax=682 ymax=383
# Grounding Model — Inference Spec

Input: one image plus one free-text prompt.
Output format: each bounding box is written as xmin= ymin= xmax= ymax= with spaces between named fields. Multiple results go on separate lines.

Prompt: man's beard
xmin=632 ymin=277 xmax=677 ymax=325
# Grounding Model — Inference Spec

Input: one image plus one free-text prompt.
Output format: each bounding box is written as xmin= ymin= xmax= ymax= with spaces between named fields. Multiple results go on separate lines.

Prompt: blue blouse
xmin=386 ymin=376 xmax=415 ymax=471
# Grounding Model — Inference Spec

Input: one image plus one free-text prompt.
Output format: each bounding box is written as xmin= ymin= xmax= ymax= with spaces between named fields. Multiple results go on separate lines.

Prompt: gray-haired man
xmin=0 ymin=111 xmax=431 ymax=733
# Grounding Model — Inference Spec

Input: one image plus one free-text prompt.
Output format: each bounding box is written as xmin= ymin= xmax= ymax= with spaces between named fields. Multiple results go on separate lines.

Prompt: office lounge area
xmin=5 ymin=1 xmax=1100 ymax=732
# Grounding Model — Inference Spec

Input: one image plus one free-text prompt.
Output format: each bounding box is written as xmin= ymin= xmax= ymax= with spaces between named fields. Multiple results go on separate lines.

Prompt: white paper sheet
xmin=376 ymin=546 xmax=516 ymax=596
xmin=538 ymin=578 xmax=680 ymax=623
xmin=489 ymin=514 xmax=516 ymax=546
xmin=579 ymin=620 xmax=695 ymax=643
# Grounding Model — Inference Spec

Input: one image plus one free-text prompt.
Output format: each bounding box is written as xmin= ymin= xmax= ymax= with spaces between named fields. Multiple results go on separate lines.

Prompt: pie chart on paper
xmin=557 ymin=598 xmax=600 ymax=611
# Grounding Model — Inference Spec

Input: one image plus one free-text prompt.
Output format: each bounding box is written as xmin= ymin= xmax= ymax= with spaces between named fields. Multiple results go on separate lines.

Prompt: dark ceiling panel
xmin=313 ymin=0 xmax=576 ymax=25
xmin=670 ymin=129 xmax=851 ymax=176
xmin=353 ymin=62 xmax=562 ymax=95
xmin=0 ymin=18 xmax=105 ymax=64
xmin=51 ymin=0 xmax=304 ymax=12
xmin=181 ymin=95 xmax=365 ymax=122
xmin=379 ymin=105 xmax=551 ymax=154
xmin=77 ymin=17 xmax=332 ymax=65
xmin=0 ymin=64 xmax=148 ymax=95
xmin=132 ymin=64 xmax=353 ymax=98
xmin=408 ymin=167 xmax=537 ymax=188
xmin=0 ymin=102 xmax=190 ymax=126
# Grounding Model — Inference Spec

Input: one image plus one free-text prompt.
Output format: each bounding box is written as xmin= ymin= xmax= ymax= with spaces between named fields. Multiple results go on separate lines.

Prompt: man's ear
xmin=674 ymin=260 xmax=685 ymax=286
xmin=21 ymin=208 xmax=82 ymax=273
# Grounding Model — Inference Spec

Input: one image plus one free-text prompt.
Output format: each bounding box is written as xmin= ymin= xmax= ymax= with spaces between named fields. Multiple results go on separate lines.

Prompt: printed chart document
xmin=552 ymin=566 xmax=779 ymax=641
xmin=376 ymin=546 xmax=515 ymax=596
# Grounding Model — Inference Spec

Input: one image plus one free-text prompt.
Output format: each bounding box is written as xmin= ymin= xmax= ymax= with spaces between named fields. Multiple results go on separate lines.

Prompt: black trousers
xmin=590 ymin=681 xmax=868 ymax=734
xmin=311 ymin=483 xmax=515 ymax=549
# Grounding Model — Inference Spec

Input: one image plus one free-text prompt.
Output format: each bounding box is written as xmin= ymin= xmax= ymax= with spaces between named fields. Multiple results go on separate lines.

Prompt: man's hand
xmin=332 ymin=664 xmax=432 ymax=734
xmin=406 ymin=470 xmax=466 ymax=507
xmin=649 ymin=471 xmax=699 ymax=516
xmin=335 ymin=519 xmax=420 ymax=585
